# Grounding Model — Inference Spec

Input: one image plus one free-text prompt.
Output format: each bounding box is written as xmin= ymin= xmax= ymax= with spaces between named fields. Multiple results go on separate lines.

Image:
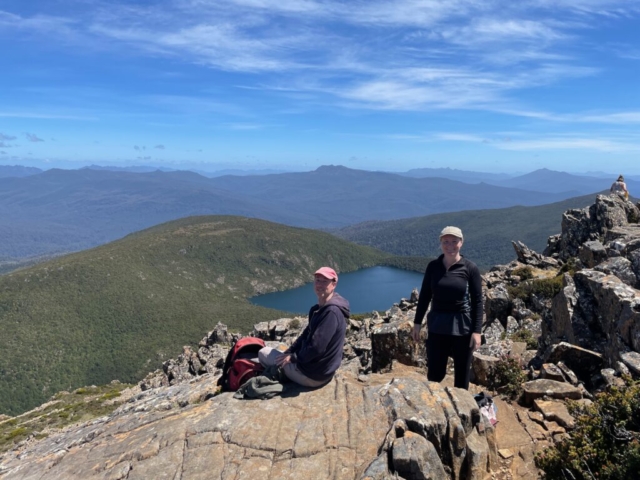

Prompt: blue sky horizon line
xmin=2 ymin=0 xmax=640 ymax=174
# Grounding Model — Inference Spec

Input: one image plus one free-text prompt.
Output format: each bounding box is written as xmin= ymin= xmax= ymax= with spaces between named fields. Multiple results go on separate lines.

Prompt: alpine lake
xmin=250 ymin=266 xmax=424 ymax=314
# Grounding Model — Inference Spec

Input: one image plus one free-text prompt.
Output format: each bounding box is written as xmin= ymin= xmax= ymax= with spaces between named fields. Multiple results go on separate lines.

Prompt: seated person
xmin=610 ymin=175 xmax=629 ymax=200
xmin=258 ymin=267 xmax=350 ymax=387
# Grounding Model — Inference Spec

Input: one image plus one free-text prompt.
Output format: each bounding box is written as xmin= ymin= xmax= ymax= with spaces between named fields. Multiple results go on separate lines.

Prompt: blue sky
xmin=1 ymin=0 xmax=640 ymax=173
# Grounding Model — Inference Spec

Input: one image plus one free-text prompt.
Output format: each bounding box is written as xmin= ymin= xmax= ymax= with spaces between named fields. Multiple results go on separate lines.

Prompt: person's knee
xmin=258 ymin=346 xmax=273 ymax=366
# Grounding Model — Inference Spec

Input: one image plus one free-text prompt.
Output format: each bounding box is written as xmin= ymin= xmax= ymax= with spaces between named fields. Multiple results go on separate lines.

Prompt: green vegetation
xmin=509 ymin=328 xmax=538 ymax=350
xmin=536 ymin=380 xmax=640 ymax=480
xmin=487 ymin=356 xmax=527 ymax=400
xmin=0 ymin=383 xmax=131 ymax=454
xmin=335 ymin=194 xmax=596 ymax=270
xmin=507 ymin=275 xmax=564 ymax=303
xmin=511 ymin=266 xmax=534 ymax=280
xmin=0 ymin=215 xmax=419 ymax=415
xmin=558 ymin=256 xmax=578 ymax=276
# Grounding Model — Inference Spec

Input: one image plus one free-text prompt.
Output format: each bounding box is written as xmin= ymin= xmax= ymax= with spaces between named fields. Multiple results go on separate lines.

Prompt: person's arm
xmin=285 ymin=305 xmax=316 ymax=357
xmin=468 ymin=261 xmax=483 ymax=333
xmin=467 ymin=261 xmax=484 ymax=350
xmin=412 ymin=263 xmax=433 ymax=341
xmin=294 ymin=309 xmax=340 ymax=364
xmin=285 ymin=325 xmax=308 ymax=357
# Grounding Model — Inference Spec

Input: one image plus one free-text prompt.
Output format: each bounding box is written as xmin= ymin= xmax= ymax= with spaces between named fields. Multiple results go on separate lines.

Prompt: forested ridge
xmin=336 ymin=193 xmax=601 ymax=270
xmin=0 ymin=215 xmax=413 ymax=415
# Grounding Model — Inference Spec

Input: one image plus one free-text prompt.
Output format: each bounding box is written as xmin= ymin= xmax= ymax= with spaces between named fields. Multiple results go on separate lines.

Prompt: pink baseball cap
xmin=314 ymin=266 xmax=338 ymax=281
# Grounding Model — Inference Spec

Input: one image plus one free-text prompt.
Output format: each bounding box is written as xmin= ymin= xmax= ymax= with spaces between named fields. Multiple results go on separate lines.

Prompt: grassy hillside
xmin=334 ymin=193 xmax=600 ymax=270
xmin=0 ymin=216 xmax=396 ymax=415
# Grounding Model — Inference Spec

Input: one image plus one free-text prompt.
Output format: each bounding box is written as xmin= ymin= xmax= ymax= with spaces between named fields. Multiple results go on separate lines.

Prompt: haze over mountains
xmin=0 ymin=165 xmax=42 ymax=178
xmin=1 ymin=165 xmax=589 ymax=262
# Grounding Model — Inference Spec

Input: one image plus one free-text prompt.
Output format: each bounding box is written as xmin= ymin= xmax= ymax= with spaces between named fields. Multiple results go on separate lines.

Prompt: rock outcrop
xmin=0 ymin=367 xmax=498 ymax=480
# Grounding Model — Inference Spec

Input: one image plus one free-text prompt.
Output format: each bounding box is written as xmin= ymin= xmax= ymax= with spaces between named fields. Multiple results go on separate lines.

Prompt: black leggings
xmin=426 ymin=332 xmax=473 ymax=390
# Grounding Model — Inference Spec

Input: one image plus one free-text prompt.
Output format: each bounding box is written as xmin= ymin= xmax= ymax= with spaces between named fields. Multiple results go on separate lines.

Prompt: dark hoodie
xmin=286 ymin=292 xmax=350 ymax=382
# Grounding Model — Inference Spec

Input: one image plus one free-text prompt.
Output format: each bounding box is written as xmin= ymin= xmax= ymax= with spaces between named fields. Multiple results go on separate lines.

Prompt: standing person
xmin=411 ymin=226 xmax=483 ymax=390
xmin=258 ymin=267 xmax=350 ymax=387
xmin=610 ymin=175 xmax=629 ymax=200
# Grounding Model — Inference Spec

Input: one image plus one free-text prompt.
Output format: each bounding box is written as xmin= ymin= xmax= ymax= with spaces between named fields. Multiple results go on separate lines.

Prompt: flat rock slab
xmin=0 ymin=370 xmax=496 ymax=480
xmin=523 ymin=379 xmax=582 ymax=405
xmin=621 ymin=351 xmax=640 ymax=376
xmin=533 ymin=399 xmax=575 ymax=429
xmin=493 ymin=398 xmax=532 ymax=450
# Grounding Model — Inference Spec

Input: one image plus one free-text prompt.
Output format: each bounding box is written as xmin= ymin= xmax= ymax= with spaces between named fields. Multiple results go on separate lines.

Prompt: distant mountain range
xmin=205 ymin=165 xmax=572 ymax=225
xmin=486 ymin=168 xmax=640 ymax=195
xmin=400 ymin=167 xmax=639 ymax=196
xmin=0 ymin=165 xmax=42 ymax=178
xmin=0 ymin=166 xmax=580 ymax=261
xmin=334 ymin=193 xmax=603 ymax=270
xmin=398 ymin=167 xmax=513 ymax=183
xmin=81 ymin=164 xmax=177 ymax=173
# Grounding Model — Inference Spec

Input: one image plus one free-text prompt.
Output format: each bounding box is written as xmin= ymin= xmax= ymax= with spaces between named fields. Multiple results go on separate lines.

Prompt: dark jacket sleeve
xmin=468 ymin=261 xmax=483 ymax=333
xmin=414 ymin=263 xmax=434 ymax=325
xmin=292 ymin=308 xmax=340 ymax=364
xmin=285 ymin=305 xmax=316 ymax=356
xmin=285 ymin=326 xmax=308 ymax=356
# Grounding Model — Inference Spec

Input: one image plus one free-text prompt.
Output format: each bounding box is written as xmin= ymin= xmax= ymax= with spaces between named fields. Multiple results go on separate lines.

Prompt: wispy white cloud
xmin=0 ymin=133 xmax=17 ymax=141
xmin=531 ymin=0 xmax=640 ymax=17
xmin=383 ymin=129 xmax=640 ymax=153
xmin=581 ymin=112 xmax=640 ymax=123
xmin=494 ymin=108 xmax=640 ymax=125
xmin=434 ymin=133 xmax=487 ymax=142
xmin=437 ymin=18 xmax=569 ymax=47
xmin=227 ymin=123 xmax=265 ymax=130
xmin=497 ymin=137 xmax=640 ymax=152
xmin=90 ymin=22 xmax=307 ymax=72
xmin=2 ymin=0 xmax=639 ymax=125
xmin=0 ymin=111 xmax=98 ymax=120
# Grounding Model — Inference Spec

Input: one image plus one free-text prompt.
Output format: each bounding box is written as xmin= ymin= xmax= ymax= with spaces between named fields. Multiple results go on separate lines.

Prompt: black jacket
xmin=286 ymin=293 xmax=350 ymax=382
xmin=414 ymin=255 xmax=483 ymax=335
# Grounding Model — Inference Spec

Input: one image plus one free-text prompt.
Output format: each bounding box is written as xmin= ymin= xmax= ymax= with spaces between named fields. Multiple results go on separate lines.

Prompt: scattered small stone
xmin=498 ymin=448 xmax=514 ymax=459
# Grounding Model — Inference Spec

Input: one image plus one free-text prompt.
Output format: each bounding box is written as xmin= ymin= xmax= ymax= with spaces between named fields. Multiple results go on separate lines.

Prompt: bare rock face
xmin=522 ymin=379 xmax=582 ymax=405
xmin=471 ymin=353 xmax=500 ymax=387
xmin=545 ymin=194 xmax=639 ymax=261
xmin=578 ymin=240 xmax=607 ymax=268
xmin=484 ymin=284 xmax=511 ymax=326
xmin=512 ymin=241 xmax=559 ymax=269
xmin=549 ymin=274 xmax=579 ymax=345
xmin=0 ymin=370 xmax=497 ymax=480
xmin=544 ymin=342 xmax=603 ymax=384
xmin=573 ymin=270 xmax=640 ymax=362
xmin=532 ymin=399 xmax=575 ymax=430
xmin=621 ymin=351 xmax=640 ymax=376
xmin=371 ymin=319 xmax=421 ymax=372
xmin=594 ymin=256 xmax=637 ymax=287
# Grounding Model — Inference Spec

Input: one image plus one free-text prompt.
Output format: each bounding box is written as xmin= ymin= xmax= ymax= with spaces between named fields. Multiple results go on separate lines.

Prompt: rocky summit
xmin=2 ymin=194 xmax=640 ymax=480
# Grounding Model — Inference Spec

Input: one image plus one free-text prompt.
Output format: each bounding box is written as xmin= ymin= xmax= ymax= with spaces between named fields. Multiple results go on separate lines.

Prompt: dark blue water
xmin=250 ymin=266 xmax=424 ymax=314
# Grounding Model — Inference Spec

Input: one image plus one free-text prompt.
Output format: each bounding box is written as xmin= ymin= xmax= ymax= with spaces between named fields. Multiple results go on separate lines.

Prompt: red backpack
xmin=217 ymin=337 xmax=266 ymax=391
